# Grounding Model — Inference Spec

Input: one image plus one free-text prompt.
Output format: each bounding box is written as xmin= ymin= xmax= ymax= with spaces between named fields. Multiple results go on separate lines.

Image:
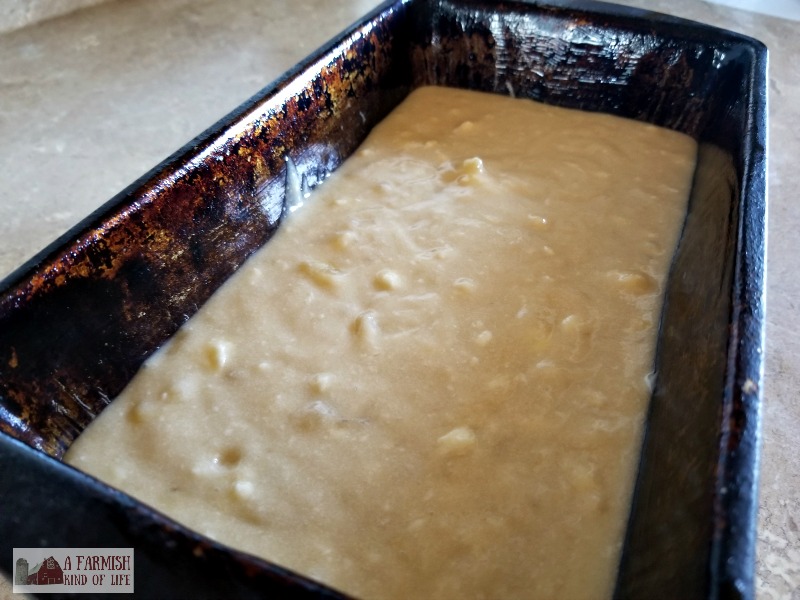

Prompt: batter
xmin=66 ymin=86 xmax=697 ymax=599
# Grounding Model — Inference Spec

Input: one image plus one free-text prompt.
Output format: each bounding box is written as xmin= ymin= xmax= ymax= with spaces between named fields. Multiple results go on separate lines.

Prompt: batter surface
xmin=66 ymin=87 xmax=697 ymax=599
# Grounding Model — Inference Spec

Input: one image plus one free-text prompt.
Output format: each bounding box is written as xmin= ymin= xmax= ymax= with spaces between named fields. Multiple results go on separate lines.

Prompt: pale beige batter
xmin=65 ymin=86 xmax=697 ymax=599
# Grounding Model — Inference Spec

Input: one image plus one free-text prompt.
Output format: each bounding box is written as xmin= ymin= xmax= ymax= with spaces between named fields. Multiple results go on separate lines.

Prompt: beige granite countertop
xmin=0 ymin=0 xmax=796 ymax=598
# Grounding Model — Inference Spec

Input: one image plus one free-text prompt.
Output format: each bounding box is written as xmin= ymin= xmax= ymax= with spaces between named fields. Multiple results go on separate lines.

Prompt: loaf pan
xmin=0 ymin=0 xmax=767 ymax=598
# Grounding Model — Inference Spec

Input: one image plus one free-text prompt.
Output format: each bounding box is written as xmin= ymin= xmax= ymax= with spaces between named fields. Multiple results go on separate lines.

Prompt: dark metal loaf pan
xmin=0 ymin=0 xmax=767 ymax=598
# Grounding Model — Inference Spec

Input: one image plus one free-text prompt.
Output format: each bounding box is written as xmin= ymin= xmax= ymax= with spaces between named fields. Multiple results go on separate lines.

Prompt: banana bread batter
xmin=66 ymin=86 xmax=697 ymax=600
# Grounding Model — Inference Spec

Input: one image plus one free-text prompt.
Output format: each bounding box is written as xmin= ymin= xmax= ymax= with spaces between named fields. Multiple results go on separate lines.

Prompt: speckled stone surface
xmin=0 ymin=0 xmax=110 ymax=35
xmin=0 ymin=0 xmax=796 ymax=598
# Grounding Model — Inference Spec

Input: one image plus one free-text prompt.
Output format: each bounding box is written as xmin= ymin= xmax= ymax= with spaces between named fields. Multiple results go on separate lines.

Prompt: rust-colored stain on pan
xmin=0 ymin=6 xmax=408 ymax=459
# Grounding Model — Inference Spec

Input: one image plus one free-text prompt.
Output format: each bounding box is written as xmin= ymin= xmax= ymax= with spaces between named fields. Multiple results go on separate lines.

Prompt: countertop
xmin=0 ymin=0 xmax=796 ymax=598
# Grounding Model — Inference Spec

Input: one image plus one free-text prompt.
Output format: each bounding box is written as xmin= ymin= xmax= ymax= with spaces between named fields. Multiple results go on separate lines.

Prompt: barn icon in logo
xmin=15 ymin=555 xmax=64 ymax=585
